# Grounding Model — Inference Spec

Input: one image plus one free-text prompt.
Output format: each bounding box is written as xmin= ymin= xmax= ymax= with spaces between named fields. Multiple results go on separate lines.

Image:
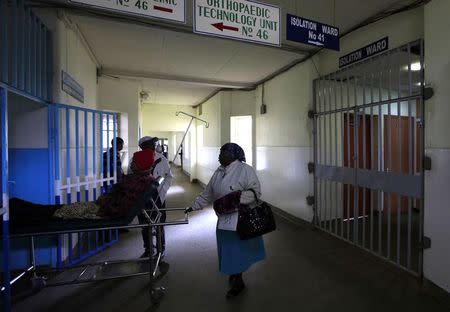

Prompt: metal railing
xmin=313 ymin=40 xmax=425 ymax=276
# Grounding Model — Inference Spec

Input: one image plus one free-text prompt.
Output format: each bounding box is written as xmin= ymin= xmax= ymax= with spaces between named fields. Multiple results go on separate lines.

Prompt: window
xmin=102 ymin=113 xmax=120 ymax=150
xmin=230 ymin=116 xmax=253 ymax=166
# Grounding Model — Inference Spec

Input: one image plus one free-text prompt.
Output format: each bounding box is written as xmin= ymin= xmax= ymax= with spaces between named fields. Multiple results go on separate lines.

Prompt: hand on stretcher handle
xmin=155 ymin=207 xmax=190 ymax=223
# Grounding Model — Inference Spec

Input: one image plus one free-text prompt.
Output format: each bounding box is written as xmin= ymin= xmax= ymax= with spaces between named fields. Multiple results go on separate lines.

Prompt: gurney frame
xmin=5 ymin=204 xmax=188 ymax=306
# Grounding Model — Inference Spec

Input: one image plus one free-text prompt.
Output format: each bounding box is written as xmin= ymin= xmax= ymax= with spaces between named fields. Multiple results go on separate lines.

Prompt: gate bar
xmin=369 ymin=70 xmax=375 ymax=251
xmin=353 ymin=76 xmax=359 ymax=245
xmin=407 ymin=43 xmax=413 ymax=269
xmin=326 ymin=76 xmax=330 ymax=231
xmin=333 ymin=72 xmax=338 ymax=236
xmin=387 ymin=62 xmax=393 ymax=260
xmin=362 ymin=73 xmax=367 ymax=248
xmin=317 ymin=78 xmax=321 ymax=226
xmin=396 ymin=51 xmax=402 ymax=265
xmin=314 ymin=94 xmax=421 ymax=117
xmin=1 ymin=87 xmax=11 ymax=312
xmin=84 ymin=111 xmax=89 ymax=201
xmin=313 ymin=80 xmax=318 ymax=226
xmin=329 ymin=76 xmax=333 ymax=232
xmin=377 ymin=57 xmax=383 ymax=255
xmin=345 ymin=70 xmax=351 ymax=240
xmin=339 ymin=75 xmax=344 ymax=237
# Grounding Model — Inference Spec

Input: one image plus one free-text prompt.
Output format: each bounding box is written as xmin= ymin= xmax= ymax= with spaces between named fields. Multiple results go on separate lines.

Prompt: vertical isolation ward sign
xmin=70 ymin=0 xmax=186 ymax=23
xmin=194 ymin=0 xmax=281 ymax=46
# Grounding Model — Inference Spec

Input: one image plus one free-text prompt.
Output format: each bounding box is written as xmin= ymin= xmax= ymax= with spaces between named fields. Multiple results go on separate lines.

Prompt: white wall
xmin=8 ymin=94 xmax=48 ymax=149
xmin=98 ymin=77 xmax=141 ymax=165
xmin=196 ymin=93 xmax=222 ymax=184
xmin=141 ymin=104 xmax=196 ymax=133
xmin=195 ymin=90 xmax=257 ymax=185
xmin=36 ymin=9 xmax=99 ymax=108
xmin=255 ymin=59 xmax=317 ymax=221
xmin=423 ymin=0 xmax=450 ymax=293
xmin=221 ymin=90 xmax=256 ymax=166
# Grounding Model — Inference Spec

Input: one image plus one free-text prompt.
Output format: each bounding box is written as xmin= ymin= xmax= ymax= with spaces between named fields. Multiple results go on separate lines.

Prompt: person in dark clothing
xmin=131 ymin=136 xmax=171 ymax=259
xmin=103 ymin=137 xmax=124 ymax=189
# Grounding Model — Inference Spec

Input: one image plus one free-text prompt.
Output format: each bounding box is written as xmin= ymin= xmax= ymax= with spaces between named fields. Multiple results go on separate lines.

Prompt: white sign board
xmin=194 ymin=0 xmax=280 ymax=46
xmin=70 ymin=0 xmax=186 ymax=23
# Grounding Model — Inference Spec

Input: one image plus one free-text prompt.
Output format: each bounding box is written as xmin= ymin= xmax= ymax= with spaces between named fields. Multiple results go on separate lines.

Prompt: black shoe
xmin=226 ymin=281 xmax=246 ymax=299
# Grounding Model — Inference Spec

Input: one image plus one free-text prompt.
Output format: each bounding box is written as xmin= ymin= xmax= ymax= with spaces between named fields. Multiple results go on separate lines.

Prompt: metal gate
xmin=50 ymin=104 xmax=119 ymax=268
xmin=313 ymin=40 xmax=424 ymax=275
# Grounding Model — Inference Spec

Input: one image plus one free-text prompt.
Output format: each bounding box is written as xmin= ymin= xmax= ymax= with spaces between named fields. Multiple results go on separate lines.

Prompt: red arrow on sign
xmin=154 ymin=5 xmax=173 ymax=13
xmin=212 ymin=22 xmax=239 ymax=32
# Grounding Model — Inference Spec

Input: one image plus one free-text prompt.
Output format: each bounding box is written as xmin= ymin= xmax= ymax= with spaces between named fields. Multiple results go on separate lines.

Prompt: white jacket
xmin=152 ymin=152 xmax=173 ymax=203
xmin=191 ymin=160 xmax=261 ymax=211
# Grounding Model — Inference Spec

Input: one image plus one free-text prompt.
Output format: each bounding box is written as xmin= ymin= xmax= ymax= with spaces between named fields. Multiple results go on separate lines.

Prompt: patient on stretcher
xmin=10 ymin=150 xmax=156 ymax=223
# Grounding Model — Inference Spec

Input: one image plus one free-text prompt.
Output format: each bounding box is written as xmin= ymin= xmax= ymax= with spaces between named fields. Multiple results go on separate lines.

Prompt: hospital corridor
xmin=2 ymin=0 xmax=450 ymax=311
xmin=10 ymin=168 xmax=450 ymax=312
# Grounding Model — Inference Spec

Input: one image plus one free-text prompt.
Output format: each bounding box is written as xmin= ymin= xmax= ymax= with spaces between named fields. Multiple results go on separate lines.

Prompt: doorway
xmin=343 ymin=113 xmax=372 ymax=219
xmin=383 ymin=115 xmax=415 ymax=214
xmin=230 ymin=116 xmax=253 ymax=166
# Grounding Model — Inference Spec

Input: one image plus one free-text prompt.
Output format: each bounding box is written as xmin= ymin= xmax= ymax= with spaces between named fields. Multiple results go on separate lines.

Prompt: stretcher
xmin=1 ymin=177 xmax=189 ymax=305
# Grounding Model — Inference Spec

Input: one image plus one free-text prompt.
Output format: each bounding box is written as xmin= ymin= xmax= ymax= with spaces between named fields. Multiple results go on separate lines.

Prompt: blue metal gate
xmin=50 ymin=104 xmax=119 ymax=267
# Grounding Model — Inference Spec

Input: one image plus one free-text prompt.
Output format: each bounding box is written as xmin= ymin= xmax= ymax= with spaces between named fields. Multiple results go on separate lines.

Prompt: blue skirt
xmin=216 ymin=229 xmax=266 ymax=275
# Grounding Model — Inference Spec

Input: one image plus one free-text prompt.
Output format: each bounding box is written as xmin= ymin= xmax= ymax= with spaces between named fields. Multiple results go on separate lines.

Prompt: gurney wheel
xmin=151 ymin=286 xmax=166 ymax=305
xmin=158 ymin=261 xmax=170 ymax=276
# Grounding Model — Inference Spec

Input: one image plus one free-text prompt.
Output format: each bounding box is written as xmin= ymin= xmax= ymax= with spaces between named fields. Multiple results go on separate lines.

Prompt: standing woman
xmin=185 ymin=143 xmax=265 ymax=298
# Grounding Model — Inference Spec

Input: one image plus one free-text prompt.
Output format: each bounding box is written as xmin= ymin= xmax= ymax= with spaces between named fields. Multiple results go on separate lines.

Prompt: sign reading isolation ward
xmin=339 ymin=37 xmax=389 ymax=68
xmin=194 ymin=0 xmax=281 ymax=46
xmin=286 ymin=14 xmax=339 ymax=51
xmin=70 ymin=0 xmax=186 ymax=23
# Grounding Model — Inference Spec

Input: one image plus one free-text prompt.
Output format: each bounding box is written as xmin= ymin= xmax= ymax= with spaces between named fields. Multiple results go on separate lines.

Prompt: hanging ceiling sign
xmin=70 ymin=0 xmax=186 ymax=23
xmin=194 ymin=0 xmax=280 ymax=47
xmin=286 ymin=14 xmax=339 ymax=51
xmin=339 ymin=37 xmax=389 ymax=68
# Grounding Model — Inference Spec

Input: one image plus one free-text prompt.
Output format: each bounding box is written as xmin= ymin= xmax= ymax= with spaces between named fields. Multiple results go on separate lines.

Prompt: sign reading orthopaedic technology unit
xmin=194 ymin=0 xmax=280 ymax=46
xmin=70 ymin=0 xmax=186 ymax=23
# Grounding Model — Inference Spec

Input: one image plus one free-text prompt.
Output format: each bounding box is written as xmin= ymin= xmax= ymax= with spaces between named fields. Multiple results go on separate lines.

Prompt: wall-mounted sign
xmin=62 ymin=71 xmax=84 ymax=103
xmin=194 ymin=0 xmax=280 ymax=47
xmin=286 ymin=14 xmax=339 ymax=51
xmin=70 ymin=0 xmax=186 ymax=23
xmin=339 ymin=37 xmax=389 ymax=68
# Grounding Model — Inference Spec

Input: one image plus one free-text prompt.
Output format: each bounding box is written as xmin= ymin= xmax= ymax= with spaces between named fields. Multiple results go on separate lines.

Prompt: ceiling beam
xmin=29 ymin=0 xmax=313 ymax=56
xmin=99 ymin=68 xmax=255 ymax=89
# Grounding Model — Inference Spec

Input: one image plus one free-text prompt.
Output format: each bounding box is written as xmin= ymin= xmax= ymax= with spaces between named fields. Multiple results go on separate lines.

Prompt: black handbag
xmin=237 ymin=189 xmax=276 ymax=240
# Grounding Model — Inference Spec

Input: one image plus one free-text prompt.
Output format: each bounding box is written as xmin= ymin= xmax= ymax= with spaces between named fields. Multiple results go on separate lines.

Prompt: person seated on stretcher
xmin=9 ymin=150 xmax=157 ymax=223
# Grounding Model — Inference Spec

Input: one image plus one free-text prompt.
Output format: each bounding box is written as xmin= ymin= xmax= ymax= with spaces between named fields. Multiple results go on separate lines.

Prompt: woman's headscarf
xmin=220 ymin=143 xmax=246 ymax=162
xmin=130 ymin=149 xmax=155 ymax=172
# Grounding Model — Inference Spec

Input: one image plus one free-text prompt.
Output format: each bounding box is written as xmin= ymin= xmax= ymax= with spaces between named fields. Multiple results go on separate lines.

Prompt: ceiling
xmin=65 ymin=0 xmax=421 ymax=106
